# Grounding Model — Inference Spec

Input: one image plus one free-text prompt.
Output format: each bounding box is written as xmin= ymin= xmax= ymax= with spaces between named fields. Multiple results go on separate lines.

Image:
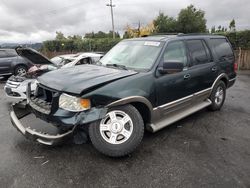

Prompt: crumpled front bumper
xmin=10 ymin=99 xmax=107 ymax=145
xmin=10 ymin=100 xmax=77 ymax=145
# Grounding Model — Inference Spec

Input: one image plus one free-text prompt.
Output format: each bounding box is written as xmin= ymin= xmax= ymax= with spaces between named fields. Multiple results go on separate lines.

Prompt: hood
xmin=37 ymin=64 xmax=138 ymax=94
xmin=16 ymin=47 xmax=54 ymax=65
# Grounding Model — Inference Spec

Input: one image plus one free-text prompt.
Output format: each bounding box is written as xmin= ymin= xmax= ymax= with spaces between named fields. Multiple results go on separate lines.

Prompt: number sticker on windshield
xmin=144 ymin=41 xmax=161 ymax=47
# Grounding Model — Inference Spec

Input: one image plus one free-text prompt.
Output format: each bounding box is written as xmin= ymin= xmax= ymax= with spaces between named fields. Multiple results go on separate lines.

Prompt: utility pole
xmin=106 ymin=0 xmax=115 ymax=39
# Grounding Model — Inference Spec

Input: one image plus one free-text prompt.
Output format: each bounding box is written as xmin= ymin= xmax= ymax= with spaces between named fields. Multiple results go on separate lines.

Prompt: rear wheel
xmin=14 ymin=65 xmax=27 ymax=76
xmin=89 ymin=105 xmax=144 ymax=157
xmin=208 ymin=80 xmax=226 ymax=111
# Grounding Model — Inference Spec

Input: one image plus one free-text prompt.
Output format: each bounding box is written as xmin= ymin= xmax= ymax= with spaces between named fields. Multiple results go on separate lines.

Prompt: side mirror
xmin=158 ymin=61 xmax=184 ymax=74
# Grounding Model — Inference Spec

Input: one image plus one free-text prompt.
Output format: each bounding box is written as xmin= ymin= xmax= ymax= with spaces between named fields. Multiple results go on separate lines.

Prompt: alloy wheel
xmin=99 ymin=110 xmax=133 ymax=145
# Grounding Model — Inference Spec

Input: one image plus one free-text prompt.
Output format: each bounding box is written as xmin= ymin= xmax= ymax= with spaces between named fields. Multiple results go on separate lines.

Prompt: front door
xmin=155 ymin=40 xmax=192 ymax=107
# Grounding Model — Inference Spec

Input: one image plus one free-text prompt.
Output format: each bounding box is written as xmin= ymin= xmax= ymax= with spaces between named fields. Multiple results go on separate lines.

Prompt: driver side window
xmin=163 ymin=41 xmax=188 ymax=67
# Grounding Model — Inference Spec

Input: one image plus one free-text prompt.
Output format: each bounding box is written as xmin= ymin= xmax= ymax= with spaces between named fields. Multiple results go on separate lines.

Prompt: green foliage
xmin=84 ymin=31 xmax=120 ymax=38
xmin=42 ymin=38 xmax=121 ymax=53
xmin=153 ymin=12 xmax=178 ymax=33
xmin=55 ymin=31 xmax=66 ymax=40
xmin=229 ymin=19 xmax=236 ymax=32
xmin=177 ymin=5 xmax=207 ymax=33
xmin=217 ymin=30 xmax=250 ymax=50
xmin=211 ymin=26 xmax=216 ymax=33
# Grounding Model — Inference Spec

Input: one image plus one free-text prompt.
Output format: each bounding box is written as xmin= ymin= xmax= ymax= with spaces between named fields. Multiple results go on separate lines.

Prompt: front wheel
xmin=208 ymin=80 xmax=226 ymax=111
xmin=89 ymin=105 xmax=144 ymax=157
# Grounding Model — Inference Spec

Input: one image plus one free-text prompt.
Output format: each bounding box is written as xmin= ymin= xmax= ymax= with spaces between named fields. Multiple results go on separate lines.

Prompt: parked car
xmin=50 ymin=54 xmax=77 ymax=67
xmin=0 ymin=48 xmax=31 ymax=78
xmin=4 ymin=48 xmax=59 ymax=98
xmin=62 ymin=52 xmax=103 ymax=68
xmin=4 ymin=50 xmax=103 ymax=99
xmin=10 ymin=34 xmax=237 ymax=157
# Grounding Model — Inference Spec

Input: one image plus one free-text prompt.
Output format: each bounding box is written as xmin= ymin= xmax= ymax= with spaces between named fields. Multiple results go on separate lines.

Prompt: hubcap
xmin=99 ymin=110 xmax=133 ymax=145
xmin=215 ymin=86 xmax=224 ymax=105
xmin=17 ymin=67 xmax=26 ymax=75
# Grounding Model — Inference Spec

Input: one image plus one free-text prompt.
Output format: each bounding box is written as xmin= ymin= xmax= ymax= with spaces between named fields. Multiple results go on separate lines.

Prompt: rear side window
xmin=0 ymin=50 xmax=7 ymax=58
xmin=210 ymin=38 xmax=234 ymax=59
xmin=186 ymin=40 xmax=211 ymax=65
xmin=6 ymin=49 xmax=17 ymax=57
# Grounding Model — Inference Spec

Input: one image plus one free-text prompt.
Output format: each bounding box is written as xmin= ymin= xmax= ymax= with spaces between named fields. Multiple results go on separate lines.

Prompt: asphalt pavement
xmin=0 ymin=71 xmax=249 ymax=188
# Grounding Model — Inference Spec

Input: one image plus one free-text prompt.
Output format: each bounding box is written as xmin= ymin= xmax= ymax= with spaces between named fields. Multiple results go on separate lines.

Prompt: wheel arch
xmin=106 ymin=96 xmax=153 ymax=125
xmin=14 ymin=63 xmax=28 ymax=70
xmin=211 ymin=73 xmax=229 ymax=92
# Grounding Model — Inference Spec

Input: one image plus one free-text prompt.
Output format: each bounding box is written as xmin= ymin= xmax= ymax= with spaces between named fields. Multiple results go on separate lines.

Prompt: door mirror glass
xmin=158 ymin=61 xmax=184 ymax=74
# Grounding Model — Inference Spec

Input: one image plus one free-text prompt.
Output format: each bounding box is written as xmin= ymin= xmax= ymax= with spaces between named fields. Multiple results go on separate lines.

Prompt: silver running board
xmin=148 ymin=99 xmax=212 ymax=132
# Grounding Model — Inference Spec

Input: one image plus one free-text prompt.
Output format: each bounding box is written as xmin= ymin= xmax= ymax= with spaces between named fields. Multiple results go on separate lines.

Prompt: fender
xmin=106 ymin=96 xmax=154 ymax=117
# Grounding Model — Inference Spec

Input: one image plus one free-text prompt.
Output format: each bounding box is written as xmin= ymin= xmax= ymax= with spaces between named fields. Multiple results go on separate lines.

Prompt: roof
xmin=124 ymin=33 xmax=226 ymax=42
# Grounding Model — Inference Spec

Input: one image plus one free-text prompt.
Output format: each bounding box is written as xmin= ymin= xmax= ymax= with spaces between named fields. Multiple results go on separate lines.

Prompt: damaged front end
xmin=10 ymin=83 xmax=107 ymax=145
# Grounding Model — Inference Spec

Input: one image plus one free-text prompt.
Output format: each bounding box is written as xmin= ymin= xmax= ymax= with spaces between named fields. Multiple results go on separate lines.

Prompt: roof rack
xmin=150 ymin=33 xmax=183 ymax=36
xmin=177 ymin=33 xmax=215 ymax=36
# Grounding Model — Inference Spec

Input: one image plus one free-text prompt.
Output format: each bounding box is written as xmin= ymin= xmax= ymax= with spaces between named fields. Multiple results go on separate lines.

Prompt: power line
xmin=106 ymin=0 xmax=116 ymax=39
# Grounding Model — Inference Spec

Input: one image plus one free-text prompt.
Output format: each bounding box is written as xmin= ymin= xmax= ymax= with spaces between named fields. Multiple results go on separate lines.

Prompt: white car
xmin=62 ymin=52 xmax=103 ymax=68
xmin=4 ymin=49 xmax=103 ymax=99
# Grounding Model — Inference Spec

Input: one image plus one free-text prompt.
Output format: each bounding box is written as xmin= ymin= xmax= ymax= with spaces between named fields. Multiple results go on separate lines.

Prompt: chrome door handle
xmin=184 ymin=74 xmax=191 ymax=80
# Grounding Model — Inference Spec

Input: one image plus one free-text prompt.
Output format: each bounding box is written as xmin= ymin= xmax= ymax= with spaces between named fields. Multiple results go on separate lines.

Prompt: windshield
xmin=99 ymin=40 xmax=163 ymax=70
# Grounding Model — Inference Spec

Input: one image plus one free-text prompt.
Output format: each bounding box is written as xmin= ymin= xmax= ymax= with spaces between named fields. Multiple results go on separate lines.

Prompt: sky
xmin=0 ymin=0 xmax=249 ymax=43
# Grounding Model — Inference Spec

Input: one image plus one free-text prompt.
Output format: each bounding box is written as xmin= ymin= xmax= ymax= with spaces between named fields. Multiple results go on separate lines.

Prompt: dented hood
xmin=37 ymin=64 xmax=138 ymax=94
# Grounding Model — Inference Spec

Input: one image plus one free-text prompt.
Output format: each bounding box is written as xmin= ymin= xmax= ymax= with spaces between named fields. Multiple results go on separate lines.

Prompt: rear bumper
xmin=10 ymin=101 xmax=76 ymax=145
xmin=228 ymin=77 xmax=236 ymax=88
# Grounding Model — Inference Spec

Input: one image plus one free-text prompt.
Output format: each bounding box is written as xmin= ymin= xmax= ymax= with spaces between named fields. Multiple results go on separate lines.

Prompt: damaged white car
xmin=4 ymin=48 xmax=103 ymax=99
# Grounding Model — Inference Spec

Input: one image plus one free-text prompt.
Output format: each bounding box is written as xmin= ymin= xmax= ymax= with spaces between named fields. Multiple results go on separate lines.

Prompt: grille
xmin=29 ymin=84 xmax=59 ymax=115
xmin=34 ymin=84 xmax=55 ymax=103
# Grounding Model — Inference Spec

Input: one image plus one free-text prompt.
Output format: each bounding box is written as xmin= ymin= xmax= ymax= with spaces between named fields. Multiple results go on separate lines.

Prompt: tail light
xmin=234 ymin=62 xmax=238 ymax=72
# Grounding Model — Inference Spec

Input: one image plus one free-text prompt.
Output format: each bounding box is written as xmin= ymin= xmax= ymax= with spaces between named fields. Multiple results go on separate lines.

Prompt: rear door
xmin=185 ymin=39 xmax=218 ymax=93
xmin=0 ymin=50 xmax=15 ymax=75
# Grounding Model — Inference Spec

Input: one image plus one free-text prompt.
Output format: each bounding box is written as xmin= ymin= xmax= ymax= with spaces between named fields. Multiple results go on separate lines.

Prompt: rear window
xmin=210 ymin=38 xmax=234 ymax=59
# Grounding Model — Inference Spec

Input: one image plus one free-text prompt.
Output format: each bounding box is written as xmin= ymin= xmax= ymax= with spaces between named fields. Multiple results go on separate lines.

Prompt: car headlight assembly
xmin=59 ymin=93 xmax=91 ymax=112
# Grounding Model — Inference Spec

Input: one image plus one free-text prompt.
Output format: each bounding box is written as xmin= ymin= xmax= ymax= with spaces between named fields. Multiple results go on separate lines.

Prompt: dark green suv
xmin=10 ymin=34 xmax=237 ymax=157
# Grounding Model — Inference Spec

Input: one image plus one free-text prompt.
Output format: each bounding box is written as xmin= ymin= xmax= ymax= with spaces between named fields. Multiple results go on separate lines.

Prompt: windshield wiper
xmin=106 ymin=63 xmax=128 ymax=70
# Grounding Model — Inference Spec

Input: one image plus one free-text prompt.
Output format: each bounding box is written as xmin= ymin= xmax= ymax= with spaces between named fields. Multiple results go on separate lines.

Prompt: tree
xmin=124 ymin=22 xmax=155 ymax=38
xmin=177 ymin=5 xmax=207 ymax=33
xmin=84 ymin=31 xmax=120 ymax=38
xmin=55 ymin=31 xmax=66 ymax=40
xmin=217 ymin=25 xmax=222 ymax=32
xmin=153 ymin=12 xmax=178 ymax=33
xmin=229 ymin=19 xmax=236 ymax=32
xmin=68 ymin=35 xmax=82 ymax=40
xmin=211 ymin=26 xmax=216 ymax=33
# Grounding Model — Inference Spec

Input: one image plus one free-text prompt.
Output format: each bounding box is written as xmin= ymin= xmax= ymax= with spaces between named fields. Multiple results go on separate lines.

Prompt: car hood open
xmin=16 ymin=47 xmax=54 ymax=65
xmin=37 ymin=64 xmax=138 ymax=94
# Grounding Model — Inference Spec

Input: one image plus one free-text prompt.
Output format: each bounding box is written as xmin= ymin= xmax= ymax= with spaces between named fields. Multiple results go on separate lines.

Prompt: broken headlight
xmin=59 ymin=93 xmax=91 ymax=112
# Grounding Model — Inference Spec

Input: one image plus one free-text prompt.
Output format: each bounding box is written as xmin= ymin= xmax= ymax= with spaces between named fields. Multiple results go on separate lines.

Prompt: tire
xmin=208 ymin=80 xmax=226 ymax=111
xmin=14 ymin=65 xmax=27 ymax=76
xmin=89 ymin=104 xmax=144 ymax=157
